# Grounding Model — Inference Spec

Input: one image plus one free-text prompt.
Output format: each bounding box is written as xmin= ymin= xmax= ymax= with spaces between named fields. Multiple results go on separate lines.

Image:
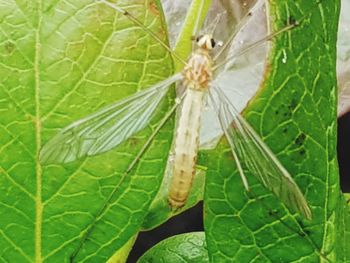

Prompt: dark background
xmin=127 ymin=112 xmax=350 ymax=262
xmin=338 ymin=112 xmax=350 ymax=193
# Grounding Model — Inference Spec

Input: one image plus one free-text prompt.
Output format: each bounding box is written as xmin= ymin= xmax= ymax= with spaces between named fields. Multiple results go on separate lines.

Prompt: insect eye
xmin=196 ymin=35 xmax=203 ymax=42
xmin=210 ymin=38 xmax=216 ymax=48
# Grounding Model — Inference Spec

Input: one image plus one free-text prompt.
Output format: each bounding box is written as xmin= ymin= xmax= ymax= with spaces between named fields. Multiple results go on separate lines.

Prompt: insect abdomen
xmin=169 ymin=88 xmax=205 ymax=208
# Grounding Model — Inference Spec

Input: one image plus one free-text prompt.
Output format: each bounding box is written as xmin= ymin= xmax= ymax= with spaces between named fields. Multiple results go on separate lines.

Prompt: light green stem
xmin=173 ymin=0 xmax=212 ymax=71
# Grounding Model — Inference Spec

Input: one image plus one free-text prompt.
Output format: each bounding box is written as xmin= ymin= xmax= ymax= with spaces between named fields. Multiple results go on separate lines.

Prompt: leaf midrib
xmin=35 ymin=1 xmax=43 ymax=262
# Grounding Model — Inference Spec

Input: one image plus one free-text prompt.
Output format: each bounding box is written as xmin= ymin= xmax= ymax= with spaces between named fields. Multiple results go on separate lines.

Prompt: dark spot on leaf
xmin=231 ymin=122 xmax=238 ymax=129
xmin=299 ymin=149 xmax=306 ymax=155
xmin=288 ymin=98 xmax=298 ymax=111
xmin=4 ymin=41 xmax=15 ymax=54
xmin=286 ymin=16 xmax=297 ymax=26
xmin=283 ymin=111 xmax=292 ymax=118
xmin=148 ymin=2 xmax=160 ymax=16
xmin=282 ymin=127 xmax=288 ymax=133
xmin=295 ymin=133 xmax=306 ymax=146
xmin=268 ymin=210 xmax=278 ymax=217
xmin=295 ymin=218 xmax=311 ymax=236
xmin=296 ymin=217 xmax=307 ymax=229
xmin=303 ymin=229 xmax=311 ymax=236
xmin=297 ymin=230 xmax=309 ymax=237
xmin=245 ymin=191 xmax=255 ymax=200
xmin=129 ymin=138 xmax=139 ymax=147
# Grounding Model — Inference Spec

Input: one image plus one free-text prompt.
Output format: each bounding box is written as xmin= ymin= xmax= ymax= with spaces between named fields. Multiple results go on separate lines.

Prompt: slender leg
xmin=246 ymin=189 xmax=330 ymax=262
xmin=99 ymin=0 xmax=186 ymax=66
xmin=125 ymin=96 xmax=184 ymax=173
xmin=70 ymin=95 xmax=184 ymax=262
xmin=213 ymin=23 xmax=296 ymax=72
xmin=212 ymin=1 xmax=264 ymax=62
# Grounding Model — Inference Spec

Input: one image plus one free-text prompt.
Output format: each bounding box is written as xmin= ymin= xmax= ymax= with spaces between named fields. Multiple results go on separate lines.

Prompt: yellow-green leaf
xmin=0 ymin=0 xmax=174 ymax=261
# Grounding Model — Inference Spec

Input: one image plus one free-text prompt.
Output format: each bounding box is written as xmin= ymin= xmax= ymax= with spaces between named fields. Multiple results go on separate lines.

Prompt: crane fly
xmin=40 ymin=0 xmax=311 ymax=219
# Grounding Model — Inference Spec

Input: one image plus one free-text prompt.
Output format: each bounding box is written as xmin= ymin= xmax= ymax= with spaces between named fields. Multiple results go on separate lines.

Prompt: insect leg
xmin=125 ymin=94 xmax=185 ymax=174
xmin=69 ymin=93 xmax=184 ymax=262
xmin=207 ymin=87 xmax=249 ymax=190
xmin=213 ymin=0 xmax=265 ymax=62
xmin=213 ymin=22 xmax=296 ymax=72
xmin=246 ymin=188 xmax=331 ymax=263
xmin=99 ymin=0 xmax=186 ymax=66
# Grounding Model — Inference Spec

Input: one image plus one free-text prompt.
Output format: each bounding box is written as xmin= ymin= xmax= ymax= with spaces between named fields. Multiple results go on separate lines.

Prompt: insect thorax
xmin=182 ymin=49 xmax=213 ymax=90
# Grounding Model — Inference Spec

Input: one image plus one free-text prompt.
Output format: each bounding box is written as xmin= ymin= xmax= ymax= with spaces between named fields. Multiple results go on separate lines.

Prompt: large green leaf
xmin=337 ymin=195 xmax=350 ymax=262
xmin=203 ymin=0 xmax=344 ymax=262
xmin=0 ymin=0 xmax=174 ymax=262
xmin=1 ymin=0 xmax=347 ymax=262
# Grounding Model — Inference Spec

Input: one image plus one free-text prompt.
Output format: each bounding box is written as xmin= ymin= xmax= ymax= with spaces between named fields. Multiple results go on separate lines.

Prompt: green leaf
xmin=337 ymin=195 xmax=350 ymax=262
xmin=137 ymin=232 xmax=209 ymax=262
xmin=0 ymin=0 xmax=174 ymax=261
xmin=203 ymin=0 xmax=344 ymax=262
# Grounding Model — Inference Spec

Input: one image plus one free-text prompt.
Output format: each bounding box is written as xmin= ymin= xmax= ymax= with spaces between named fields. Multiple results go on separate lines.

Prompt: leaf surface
xmin=137 ymin=232 xmax=209 ymax=263
xmin=0 ymin=0 xmax=174 ymax=261
xmin=203 ymin=0 xmax=345 ymax=262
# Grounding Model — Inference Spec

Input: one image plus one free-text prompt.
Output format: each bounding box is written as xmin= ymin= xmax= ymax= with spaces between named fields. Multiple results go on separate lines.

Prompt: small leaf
xmin=137 ymin=232 xmax=209 ymax=263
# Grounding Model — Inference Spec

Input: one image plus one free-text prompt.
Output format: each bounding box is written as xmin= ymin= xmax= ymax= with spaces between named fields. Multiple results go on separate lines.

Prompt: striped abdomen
xmin=168 ymin=88 xmax=205 ymax=208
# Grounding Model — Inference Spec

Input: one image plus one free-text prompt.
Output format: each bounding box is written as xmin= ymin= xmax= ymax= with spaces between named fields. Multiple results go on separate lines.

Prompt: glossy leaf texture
xmin=337 ymin=195 xmax=350 ymax=261
xmin=137 ymin=232 xmax=209 ymax=262
xmin=203 ymin=0 xmax=346 ymax=262
xmin=0 ymin=0 xmax=174 ymax=262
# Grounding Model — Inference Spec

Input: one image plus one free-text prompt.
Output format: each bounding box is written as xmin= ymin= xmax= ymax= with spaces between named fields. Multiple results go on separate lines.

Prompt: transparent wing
xmin=40 ymin=73 xmax=182 ymax=164
xmin=209 ymin=86 xmax=312 ymax=219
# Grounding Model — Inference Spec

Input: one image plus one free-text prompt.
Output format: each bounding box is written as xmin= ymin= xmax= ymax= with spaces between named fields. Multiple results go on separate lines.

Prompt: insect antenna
xmin=213 ymin=0 xmax=325 ymax=72
xmin=69 ymin=91 xmax=186 ymax=261
xmin=213 ymin=21 xmax=296 ymax=72
xmin=213 ymin=0 xmax=265 ymax=62
xmin=200 ymin=10 xmax=226 ymax=38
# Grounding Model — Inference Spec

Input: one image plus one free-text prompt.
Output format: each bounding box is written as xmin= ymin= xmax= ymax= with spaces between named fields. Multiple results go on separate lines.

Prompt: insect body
xmin=40 ymin=1 xmax=311 ymax=221
xmin=39 ymin=2 xmax=317 ymax=261
xmin=169 ymin=35 xmax=214 ymax=208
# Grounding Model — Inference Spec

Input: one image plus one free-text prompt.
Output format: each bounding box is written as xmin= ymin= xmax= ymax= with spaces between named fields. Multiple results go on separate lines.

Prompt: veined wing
xmin=209 ymin=86 xmax=312 ymax=219
xmin=40 ymin=73 xmax=182 ymax=164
